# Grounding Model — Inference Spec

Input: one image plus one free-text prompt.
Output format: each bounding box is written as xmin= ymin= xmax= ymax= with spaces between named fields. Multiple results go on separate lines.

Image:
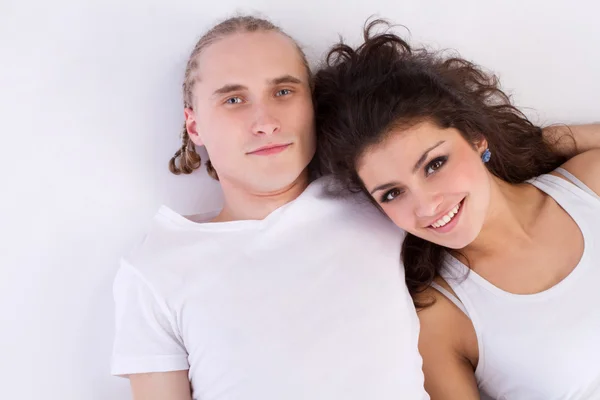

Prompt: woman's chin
xmin=419 ymin=231 xmax=475 ymax=250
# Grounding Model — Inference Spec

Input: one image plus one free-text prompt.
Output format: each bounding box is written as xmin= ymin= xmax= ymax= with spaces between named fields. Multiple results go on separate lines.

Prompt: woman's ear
xmin=475 ymin=137 xmax=489 ymax=155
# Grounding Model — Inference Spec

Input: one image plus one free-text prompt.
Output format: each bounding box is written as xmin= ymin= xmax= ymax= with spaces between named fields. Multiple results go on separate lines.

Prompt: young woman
xmin=313 ymin=20 xmax=600 ymax=399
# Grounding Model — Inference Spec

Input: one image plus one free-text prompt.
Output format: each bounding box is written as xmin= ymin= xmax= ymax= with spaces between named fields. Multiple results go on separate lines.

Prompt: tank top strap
xmin=553 ymin=167 xmax=600 ymax=200
xmin=529 ymin=169 xmax=600 ymax=208
xmin=429 ymin=281 xmax=470 ymax=318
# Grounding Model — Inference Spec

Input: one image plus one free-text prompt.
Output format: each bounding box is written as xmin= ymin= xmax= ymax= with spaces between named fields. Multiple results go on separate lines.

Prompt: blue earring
xmin=481 ymin=148 xmax=491 ymax=163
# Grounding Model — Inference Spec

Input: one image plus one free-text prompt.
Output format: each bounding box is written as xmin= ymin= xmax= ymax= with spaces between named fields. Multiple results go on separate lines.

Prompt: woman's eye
xmin=275 ymin=89 xmax=292 ymax=97
xmin=425 ymin=156 xmax=448 ymax=176
xmin=381 ymin=188 xmax=403 ymax=203
xmin=225 ymin=97 xmax=243 ymax=105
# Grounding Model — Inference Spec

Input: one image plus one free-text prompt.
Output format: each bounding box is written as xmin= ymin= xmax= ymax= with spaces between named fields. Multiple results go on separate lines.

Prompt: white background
xmin=0 ymin=0 xmax=598 ymax=398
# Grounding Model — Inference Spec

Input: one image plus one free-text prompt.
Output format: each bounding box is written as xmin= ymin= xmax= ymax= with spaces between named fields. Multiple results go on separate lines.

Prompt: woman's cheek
xmin=446 ymin=156 xmax=481 ymax=191
xmin=385 ymin=203 xmax=415 ymax=232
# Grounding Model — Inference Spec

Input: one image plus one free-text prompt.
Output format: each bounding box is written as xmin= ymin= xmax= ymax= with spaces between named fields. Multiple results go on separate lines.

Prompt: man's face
xmin=186 ymin=31 xmax=315 ymax=193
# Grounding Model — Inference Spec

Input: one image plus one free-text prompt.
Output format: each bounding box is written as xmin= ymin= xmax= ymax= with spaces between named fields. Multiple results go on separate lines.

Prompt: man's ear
xmin=185 ymin=108 xmax=203 ymax=146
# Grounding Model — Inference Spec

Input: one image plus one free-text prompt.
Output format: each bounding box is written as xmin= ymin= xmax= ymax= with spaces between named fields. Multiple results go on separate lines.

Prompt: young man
xmin=111 ymin=16 xmax=429 ymax=400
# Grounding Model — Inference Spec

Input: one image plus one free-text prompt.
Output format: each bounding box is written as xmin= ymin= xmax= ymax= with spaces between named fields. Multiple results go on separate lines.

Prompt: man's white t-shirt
xmin=111 ymin=177 xmax=428 ymax=400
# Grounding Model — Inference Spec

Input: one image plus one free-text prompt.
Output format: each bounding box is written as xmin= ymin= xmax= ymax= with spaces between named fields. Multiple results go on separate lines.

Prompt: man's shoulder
xmin=123 ymin=206 xmax=222 ymax=285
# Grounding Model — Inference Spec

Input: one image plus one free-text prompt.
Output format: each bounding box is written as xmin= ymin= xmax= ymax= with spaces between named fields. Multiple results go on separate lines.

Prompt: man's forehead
xmin=195 ymin=32 xmax=308 ymax=89
xmin=200 ymin=30 xmax=300 ymax=57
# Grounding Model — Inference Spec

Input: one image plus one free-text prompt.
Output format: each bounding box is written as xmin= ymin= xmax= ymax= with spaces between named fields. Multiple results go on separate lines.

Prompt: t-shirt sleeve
xmin=111 ymin=260 xmax=189 ymax=377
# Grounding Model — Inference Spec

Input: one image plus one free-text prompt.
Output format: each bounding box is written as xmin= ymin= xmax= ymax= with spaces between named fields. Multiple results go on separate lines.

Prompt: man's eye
xmin=225 ymin=97 xmax=243 ymax=104
xmin=275 ymin=89 xmax=292 ymax=97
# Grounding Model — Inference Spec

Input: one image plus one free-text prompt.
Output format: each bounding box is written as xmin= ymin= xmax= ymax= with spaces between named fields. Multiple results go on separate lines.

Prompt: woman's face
xmin=357 ymin=120 xmax=491 ymax=249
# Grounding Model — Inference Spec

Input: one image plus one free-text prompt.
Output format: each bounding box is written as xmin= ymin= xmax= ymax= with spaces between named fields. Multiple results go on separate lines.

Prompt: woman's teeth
xmin=431 ymin=202 xmax=461 ymax=228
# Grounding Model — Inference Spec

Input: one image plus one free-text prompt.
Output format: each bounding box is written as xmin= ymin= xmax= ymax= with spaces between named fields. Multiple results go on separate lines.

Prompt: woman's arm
xmin=544 ymin=123 xmax=600 ymax=158
xmin=416 ymin=287 xmax=480 ymax=400
xmin=130 ymin=370 xmax=193 ymax=400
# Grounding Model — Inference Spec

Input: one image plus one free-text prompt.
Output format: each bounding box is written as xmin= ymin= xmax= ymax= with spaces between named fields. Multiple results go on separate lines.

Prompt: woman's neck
xmin=456 ymin=176 xmax=547 ymax=263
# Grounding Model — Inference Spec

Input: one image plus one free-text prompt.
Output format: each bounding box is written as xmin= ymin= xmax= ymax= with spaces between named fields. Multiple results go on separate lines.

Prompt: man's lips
xmin=247 ymin=143 xmax=292 ymax=155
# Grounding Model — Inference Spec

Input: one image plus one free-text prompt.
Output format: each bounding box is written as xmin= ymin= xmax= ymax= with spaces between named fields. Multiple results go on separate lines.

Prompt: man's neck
xmin=212 ymin=171 xmax=310 ymax=222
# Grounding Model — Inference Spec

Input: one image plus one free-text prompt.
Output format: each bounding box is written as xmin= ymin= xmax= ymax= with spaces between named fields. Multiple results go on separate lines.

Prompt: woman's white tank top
xmin=437 ymin=169 xmax=600 ymax=400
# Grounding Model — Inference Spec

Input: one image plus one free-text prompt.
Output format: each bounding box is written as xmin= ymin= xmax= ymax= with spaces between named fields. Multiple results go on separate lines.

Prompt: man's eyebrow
xmin=210 ymin=75 xmax=303 ymax=98
xmin=212 ymin=84 xmax=248 ymax=97
xmin=268 ymin=75 xmax=303 ymax=86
